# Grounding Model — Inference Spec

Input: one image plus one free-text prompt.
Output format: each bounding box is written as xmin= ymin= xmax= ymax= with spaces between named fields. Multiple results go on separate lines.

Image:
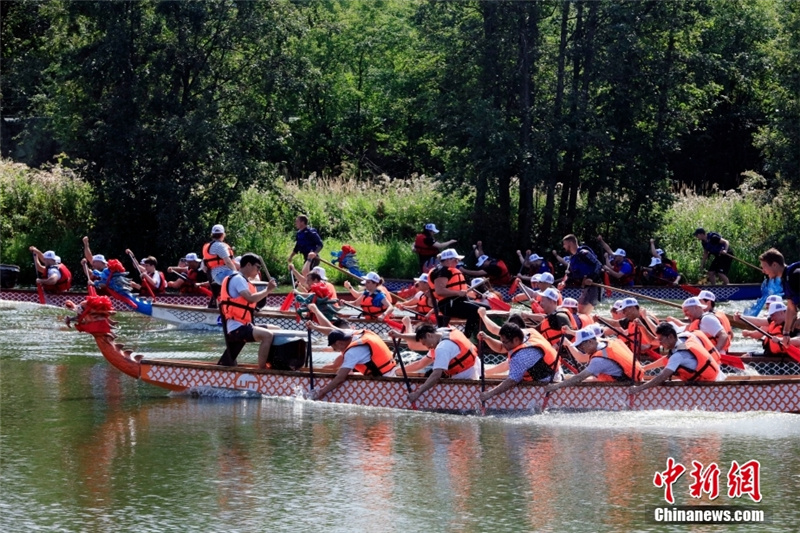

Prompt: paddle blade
xmin=680 ymin=284 xmax=701 ymax=296
xmin=786 ymin=344 xmax=800 ymax=364
xmin=603 ymin=272 xmax=612 ymax=297
xmin=383 ymin=317 xmax=404 ymax=331
xmin=397 ymin=284 xmax=417 ymax=299
xmin=720 ymin=354 xmax=745 ymax=370
xmin=279 ymin=292 xmax=296 ymax=312
xmin=36 ymin=283 xmax=46 ymax=305
xmin=487 ymin=297 xmax=511 ymax=312
xmin=509 ymin=277 xmax=520 ymax=296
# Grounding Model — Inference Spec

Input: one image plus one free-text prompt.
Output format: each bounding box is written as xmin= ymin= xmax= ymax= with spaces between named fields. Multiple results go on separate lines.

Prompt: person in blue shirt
xmin=693 ymin=228 xmax=733 ymax=285
xmin=288 ymin=215 xmax=323 ymax=268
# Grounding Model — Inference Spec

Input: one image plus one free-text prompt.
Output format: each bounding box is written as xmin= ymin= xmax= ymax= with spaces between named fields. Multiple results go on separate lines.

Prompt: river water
xmin=1 ymin=301 xmax=797 ymax=532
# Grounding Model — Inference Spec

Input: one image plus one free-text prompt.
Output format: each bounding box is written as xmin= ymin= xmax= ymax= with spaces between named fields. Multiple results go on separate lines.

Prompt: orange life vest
xmin=414 ymin=234 xmax=439 ymax=257
xmin=763 ymin=321 xmax=787 ymax=356
xmin=625 ymin=318 xmax=660 ymax=354
xmin=360 ymin=291 xmax=387 ymax=317
xmin=715 ymin=310 xmax=734 ymax=348
xmin=508 ymin=333 xmax=560 ymax=381
xmin=590 ymin=338 xmax=643 ymax=382
xmin=538 ymin=311 xmax=572 ymax=346
xmin=428 ymin=328 xmax=477 ymax=378
xmin=219 ymin=274 xmax=256 ymax=324
xmin=416 ymin=291 xmax=433 ymax=314
xmin=202 ymin=240 xmax=234 ymax=270
xmin=347 ymin=330 xmax=397 ymax=376
xmin=429 ymin=266 xmax=468 ymax=302
xmin=688 ymin=312 xmax=730 ymax=353
xmin=686 ymin=330 xmax=721 ymax=365
xmin=44 ymin=263 xmax=72 ymax=293
xmin=671 ymin=334 xmax=720 ymax=382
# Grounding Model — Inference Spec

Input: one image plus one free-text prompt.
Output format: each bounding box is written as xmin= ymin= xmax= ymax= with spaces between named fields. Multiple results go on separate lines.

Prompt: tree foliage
xmin=1 ymin=0 xmax=797 ymax=266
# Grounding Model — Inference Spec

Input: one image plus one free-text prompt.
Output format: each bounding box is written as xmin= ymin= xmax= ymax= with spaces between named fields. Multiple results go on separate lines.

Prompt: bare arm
xmin=408 ymin=368 xmax=444 ymax=403
xmin=479 ymin=377 xmax=519 ymax=402
xmin=544 ymin=368 xmax=593 ymax=392
xmin=630 ymin=368 xmax=674 ymax=394
xmin=313 ymin=366 xmax=351 ymax=400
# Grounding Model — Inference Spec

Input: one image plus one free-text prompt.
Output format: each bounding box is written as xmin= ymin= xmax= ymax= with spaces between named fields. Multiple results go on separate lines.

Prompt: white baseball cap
xmin=574 ymin=328 xmax=597 ymax=346
xmin=620 ymin=297 xmax=639 ymax=310
xmin=414 ymin=273 xmax=429 ymax=283
xmin=682 ymin=297 xmax=702 ymax=308
xmin=768 ymin=302 xmax=787 ymax=316
xmin=424 ymin=223 xmax=439 ymax=233
xmin=765 ymin=295 xmax=783 ymax=305
xmin=43 ymin=251 xmax=60 ymax=263
xmin=211 ymin=224 xmax=225 ymax=235
xmin=311 ymin=266 xmax=328 ymax=280
xmin=562 ymin=298 xmax=579 ymax=309
xmin=92 ymin=254 xmax=107 ymax=264
xmin=470 ymin=277 xmax=486 ymax=289
xmin=590 ymin=324 xmax=606 ymax=337
xmin=612 ymin=248 xmax=626 ymax=257
xmin=655 ymin=248 xmax=664 ymax=256
xmin=539 ymin=272 xmax=555 ymax=284
xmin=439 ymin=248 xmax=464 ymax=261
xmin=649 ymin=257 xmax=661 ymax=267
xmin=476 ymin=255 xmax=489 ymax=267
xmin=528 ymin=253 xmax=543 ymax=262
xmin=360 ymin=271 xmax=381 ymax=284
xmin=233 ymin=255 xmax=242 ymax=265
xmin=698 ymin=290 xmax=716 ymax=302
xmin=537 ymin=287 xmax=561 ymax=302
xmin=531 ymin=273 xmax=542 ymax=283
xmin=183 ymin=252 xmax=200 ymax=262
xmin=612 ymin=300 xmax=625 ymax=311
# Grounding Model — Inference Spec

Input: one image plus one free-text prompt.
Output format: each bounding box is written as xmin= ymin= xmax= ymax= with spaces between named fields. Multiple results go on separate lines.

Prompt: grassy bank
xmin=2 ymin=159 xmax=793 ymax=285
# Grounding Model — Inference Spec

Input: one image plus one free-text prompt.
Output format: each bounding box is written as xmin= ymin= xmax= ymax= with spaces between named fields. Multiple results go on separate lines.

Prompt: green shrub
xmin=0 ymin=159 xmax=94 ymax=284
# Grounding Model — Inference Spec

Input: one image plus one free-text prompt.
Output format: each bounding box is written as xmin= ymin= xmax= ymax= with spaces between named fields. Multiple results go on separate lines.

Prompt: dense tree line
xmin=2 ymin=0 xmax=797 ymax=260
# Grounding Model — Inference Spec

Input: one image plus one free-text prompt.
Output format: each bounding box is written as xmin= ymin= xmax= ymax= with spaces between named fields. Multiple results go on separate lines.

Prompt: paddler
xmin=667 ymin=297 xmax=730 ymax=353
xmin=604 ymin=297 xmax=660 ymax=357
xmin=395 ymin=273 xmax=434 ymax=319
xmin=523 ymin=287 xmax=572 ymax=346
xmin=630 ymin=322 xmax=721 ymax=394
xmin=81 ymin=236 xmax=132 ymax=296
xmin=479 ymin=323 xmax=562 ymax=403
xmin=127 ymin=252 xmax=167 ymax=295
xmin=167 ymin=253 xmax=210 ymax=295
xmin=697 ymin=290 xmax=734 ymax=346
xmin=311 ymin=329 xmax=397 ymax=401
xmin=202 ymin=224 xmax=238 ymax=308
xmin=693 ymin=228 xmax=733 ymax=285
xmin=29 ymin=246 xmax=72 ymax=292
xmin=544 ymin=328 xmax=642 ymax=392
xmin=429 ymin=248 xmax=486 ymax=337
xmin=560 ymin=234 xmax=603 ymax=315
xmin=560 ymin=298 xmax=594 ymax=329
xmin=412 ymin=223 xmax=456 ymax=273
xmin=216 ymin=253 xmax=278 ymax=368
xmin=739 ymin=303 xmax=800 ymax=357
xmin=459 ymin=241 xmax=512 ymax=285
xmin=390 ymin=323 xmax=479 ymax=404
xmin=476 ymin=316 xmax=549 ymax=378
xmin=597 ymin=236 xmax=636 ymax=287
xmin=347 ymin=271 xmax=394 ymax=320
xmin=759 ymin=248 xmax=800 ymax=338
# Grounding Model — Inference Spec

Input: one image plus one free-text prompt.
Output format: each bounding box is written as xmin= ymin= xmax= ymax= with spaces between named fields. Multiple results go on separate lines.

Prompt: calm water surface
xmin=1 ymin=302 xmax=798 ymax=533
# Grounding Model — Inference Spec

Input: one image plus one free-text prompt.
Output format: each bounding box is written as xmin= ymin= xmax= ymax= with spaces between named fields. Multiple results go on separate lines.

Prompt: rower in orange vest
xmin=545 ymin=328 xmax=643 ymax=393
xmin=630 ymin=322 xmax=720 ymax=395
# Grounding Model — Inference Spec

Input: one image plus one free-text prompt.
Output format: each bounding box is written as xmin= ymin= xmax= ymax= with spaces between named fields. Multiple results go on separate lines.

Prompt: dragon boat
xmin=71 ymin=296 xmax=800 ymax=414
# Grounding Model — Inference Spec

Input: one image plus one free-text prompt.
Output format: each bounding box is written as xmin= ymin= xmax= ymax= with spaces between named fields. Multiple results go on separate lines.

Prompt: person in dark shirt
xmin=288 ymin=215 xmax=324 ymax=268
xmin=693 ymin=228 xmax=732 ymax=285
xmin=413 ymin=223 xmax=456 ymax=273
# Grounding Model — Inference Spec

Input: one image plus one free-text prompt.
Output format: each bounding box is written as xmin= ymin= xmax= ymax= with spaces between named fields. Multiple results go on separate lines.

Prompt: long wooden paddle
xmin=721 ymin=251 xmax=762 ymax=273
xmin=595 ymin=283 xmax=682 ymax=309
xmin=392 ymin=338 xmax=416 ymax=410
xmin=470 ymin=284 xmax=512 ymax=312
xmin=318 ymin=257 xmax=410 ymax=303
xmin=477 ymin=333 xmax=486 ymax=415
xmin=33 ymin=253 xmax=47 ymax=305
xmin=333 ymin=298 xmax=404 ymax=331
xmin=737 ymin=315 xmax=800 ymax=363
xmin=126 ymin=250 xmax=156 ymax=300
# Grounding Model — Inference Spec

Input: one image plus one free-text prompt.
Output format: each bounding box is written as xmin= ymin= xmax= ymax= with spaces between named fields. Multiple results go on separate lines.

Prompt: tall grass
xmin=657 ymin=179 xmax=783 ymax=282
xmin=1 ymin=159 xmax=94 ymax=284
